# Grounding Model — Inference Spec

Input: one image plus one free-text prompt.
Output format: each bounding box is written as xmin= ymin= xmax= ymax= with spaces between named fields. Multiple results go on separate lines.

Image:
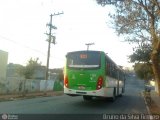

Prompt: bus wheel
xmin=119 ymin=88 xmax=123 ymax=97
xmin=111 ymin=89 xmax=116 ymax=102
xmin=83 ymin=96 xmax=92 ymax=101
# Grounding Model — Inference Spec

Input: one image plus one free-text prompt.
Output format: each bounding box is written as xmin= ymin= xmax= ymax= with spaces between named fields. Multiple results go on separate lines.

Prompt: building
xmin=7 ymin=63 xmax=23 ymax=77
xmin=7 ymin=64 xmax=46 ymax=80
xmin=33 ymin=66 xmax=46 ymax=80
xmin=0 ymin=50 xmax=8 ymax=83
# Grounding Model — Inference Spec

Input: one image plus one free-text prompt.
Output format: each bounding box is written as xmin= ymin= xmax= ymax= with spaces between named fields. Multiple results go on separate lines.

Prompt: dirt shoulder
xmin=0 ymin=91 xmax=64 ymax=102
xmin=143 ymin=91 xmax=160 ymax=115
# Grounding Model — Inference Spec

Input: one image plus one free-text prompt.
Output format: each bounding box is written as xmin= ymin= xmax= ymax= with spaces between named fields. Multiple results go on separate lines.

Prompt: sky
xmin=0 ymin=0 xmax=133 ymax=68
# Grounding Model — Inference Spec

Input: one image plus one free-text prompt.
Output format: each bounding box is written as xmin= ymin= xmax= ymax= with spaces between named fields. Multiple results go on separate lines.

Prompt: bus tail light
xmin=64 ymin=75 xmax=69 ymax=88
xmin=96 ymin=76 xmax=103 ymax=90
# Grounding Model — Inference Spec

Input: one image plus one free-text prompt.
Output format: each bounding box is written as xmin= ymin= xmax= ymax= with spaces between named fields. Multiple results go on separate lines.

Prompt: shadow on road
xmin=72 ymin=96 xmax=124 ymax=108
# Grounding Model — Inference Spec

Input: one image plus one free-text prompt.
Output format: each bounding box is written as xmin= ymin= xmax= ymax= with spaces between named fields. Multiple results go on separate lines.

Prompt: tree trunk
xmin=149 ymin=14 xmax=160 ymax=96
xmin=151 ymin=51 xmax=160 ymax=96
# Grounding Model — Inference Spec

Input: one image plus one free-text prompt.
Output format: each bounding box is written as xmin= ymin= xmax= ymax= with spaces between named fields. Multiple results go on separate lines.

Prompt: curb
xmin=0 ymin=91 xmax=64 ymax=102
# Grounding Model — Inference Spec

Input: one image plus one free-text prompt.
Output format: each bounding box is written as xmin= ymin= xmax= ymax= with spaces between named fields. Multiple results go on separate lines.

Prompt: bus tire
xmin=83 ymin=96 xmax=92 ymax=101
xmin=111 ymin=88 xmax=116 ymax=102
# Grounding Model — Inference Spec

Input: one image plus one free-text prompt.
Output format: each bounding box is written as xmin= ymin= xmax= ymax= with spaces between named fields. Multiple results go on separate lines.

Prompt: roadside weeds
xmin=148 ymin=100 xmax=160 ymax=115
xmin=142 ymin=91 xmax=160 ymax=115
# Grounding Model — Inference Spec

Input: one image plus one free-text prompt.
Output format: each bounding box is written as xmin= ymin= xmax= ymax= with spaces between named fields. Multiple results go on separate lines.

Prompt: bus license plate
xmin=78 ymin=86 xmax=85 ymax=90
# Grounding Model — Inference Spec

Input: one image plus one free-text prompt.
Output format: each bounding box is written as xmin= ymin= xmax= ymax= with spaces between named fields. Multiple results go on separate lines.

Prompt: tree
xmin=129 ymin=44 xmax=153 ymax=80
xmin=134 ymin=63 xmax=153 ymax=81
xmin=129 ymin=47 xmax=151 ymax=63
xmin=17 ymin=58 xmax=42 ymax=96
xmin=20 ymin=58 xmax=42 ymax=79
xmin=96 ymin=0 xmax=160 ymax=95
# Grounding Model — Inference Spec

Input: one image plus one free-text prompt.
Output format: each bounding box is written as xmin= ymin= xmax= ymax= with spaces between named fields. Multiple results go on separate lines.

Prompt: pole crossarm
xmin=85 ymin=43 xmax=95 ymax=50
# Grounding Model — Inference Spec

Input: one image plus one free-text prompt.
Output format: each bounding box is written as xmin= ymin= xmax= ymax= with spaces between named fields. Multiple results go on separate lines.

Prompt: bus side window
xmin=120 ymin=71 xmax=123 ymax=80
xmin=105 ymin=59 xmax=108 ymax=75
xmin=112 ymin=64 xmax=116 ymax=78
xmin=108 ymin=62 xmax=111 ymax=76
xmin=117 ymin=70 xmax=120 ymax=80
xmin=106 ymin=61 xmax=110 ymax=76
xmin=113 ymin=65 xmax=116 ymax=78
xmin=106 ymin=62 xmax=109 ymax=75
xmin=105 ymin=57 xmax=112 ymax=77
xmin=110 ymin=63 xmax=113 ymax=77
xmin=110 ymin=63 xmax=114 ymax=78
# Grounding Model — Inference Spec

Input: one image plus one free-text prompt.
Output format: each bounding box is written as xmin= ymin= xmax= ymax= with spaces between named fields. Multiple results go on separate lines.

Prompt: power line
xmin=0 ymin=35 xmax=47 ymax=56
xmin=0 ymin=35 xmax=64 ymax=61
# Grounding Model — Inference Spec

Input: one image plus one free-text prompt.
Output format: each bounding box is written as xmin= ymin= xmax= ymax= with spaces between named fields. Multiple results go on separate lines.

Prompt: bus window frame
xmin=105 ymin=55 xmax=119 ymax=79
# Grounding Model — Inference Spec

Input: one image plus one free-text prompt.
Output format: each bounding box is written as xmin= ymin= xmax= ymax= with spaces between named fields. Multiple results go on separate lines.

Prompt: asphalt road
xmin=0 ymin=75 xmax=148 ymax=120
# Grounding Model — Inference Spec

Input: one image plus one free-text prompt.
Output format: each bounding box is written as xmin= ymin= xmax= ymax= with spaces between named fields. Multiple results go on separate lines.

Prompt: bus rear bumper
xmin=64 ymin=86 xmax=114 ymax=97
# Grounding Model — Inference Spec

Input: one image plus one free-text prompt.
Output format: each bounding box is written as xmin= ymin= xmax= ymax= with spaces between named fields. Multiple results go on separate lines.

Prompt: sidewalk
xmin=0 ymin=91 xmax=64 ymax=102
xmin=149 ymin=91 xmax=160 ymax=114
xmin=151 ymin=91 xmax=160 ymax=109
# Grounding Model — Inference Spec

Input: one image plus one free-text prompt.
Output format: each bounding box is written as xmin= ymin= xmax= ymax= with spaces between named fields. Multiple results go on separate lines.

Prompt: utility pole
xmin=45 ymin=12 xmax=63 ymax=80
xmin=85 ymin=43 xmax=94 ymax=50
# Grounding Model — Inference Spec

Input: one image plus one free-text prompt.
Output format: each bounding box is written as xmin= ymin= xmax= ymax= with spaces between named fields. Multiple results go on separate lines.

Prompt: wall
xmin=0 ymin=78 xmax=63 ymax=94
xmin=0 ymin=50 xmax=8 ymax=83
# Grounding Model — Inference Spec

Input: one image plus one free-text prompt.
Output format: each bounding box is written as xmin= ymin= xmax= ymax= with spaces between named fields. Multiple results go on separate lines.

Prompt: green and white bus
xmin=64 ymin=50 xmax=125 ymax=101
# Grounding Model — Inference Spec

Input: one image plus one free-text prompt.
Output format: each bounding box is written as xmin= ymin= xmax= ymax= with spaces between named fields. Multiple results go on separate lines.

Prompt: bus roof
xmin=66 ymin=50 xmax=124 ymax=71
xmin=66 ymin=50 xmax=104 ymax=54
